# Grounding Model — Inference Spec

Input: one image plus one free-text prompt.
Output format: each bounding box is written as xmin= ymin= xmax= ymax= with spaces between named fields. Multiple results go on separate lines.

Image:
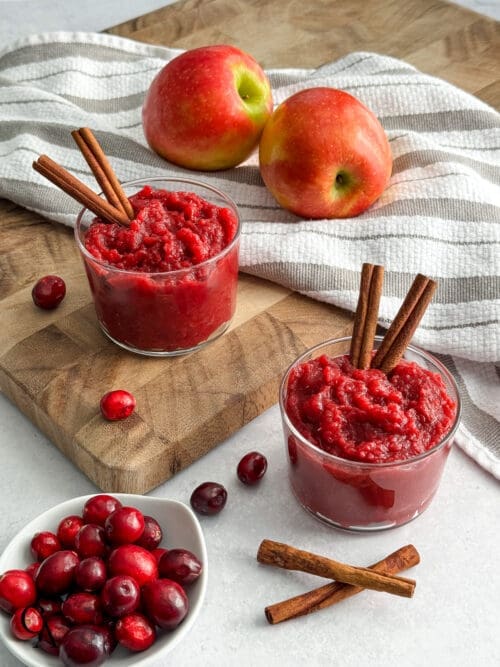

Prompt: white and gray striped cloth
xmin=0 ymin=32 xmax=499 ymax=479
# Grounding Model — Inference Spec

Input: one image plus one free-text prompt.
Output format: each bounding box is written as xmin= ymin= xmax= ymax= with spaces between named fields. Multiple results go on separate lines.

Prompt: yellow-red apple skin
xmin=142 ymin=45 xmax=273 ymax=171
xmin=259 ymin=87 xmax=393 ymax=219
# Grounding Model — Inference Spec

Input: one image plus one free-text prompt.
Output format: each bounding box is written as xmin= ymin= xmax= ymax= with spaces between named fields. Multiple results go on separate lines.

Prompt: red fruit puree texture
xmin=83 ymin=185 xmax=239 ymax=352
xmin=285 ymin=353 xmax=458 ymax=529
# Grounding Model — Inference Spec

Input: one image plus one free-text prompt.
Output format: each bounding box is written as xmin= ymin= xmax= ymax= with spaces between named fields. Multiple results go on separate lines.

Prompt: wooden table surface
xmin=0 ymin=0 xmax=498 ymax=492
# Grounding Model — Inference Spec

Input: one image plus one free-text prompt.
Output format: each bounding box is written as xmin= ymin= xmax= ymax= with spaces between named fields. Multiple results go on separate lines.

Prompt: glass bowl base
xmin=99 ymin=319 xmax=232 ymax=357
xmin=292 ymin=488 xmax=426 ymax=533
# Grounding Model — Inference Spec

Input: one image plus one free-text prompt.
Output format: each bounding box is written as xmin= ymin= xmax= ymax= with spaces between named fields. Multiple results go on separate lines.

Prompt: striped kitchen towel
xmin=0 ymin=32 xmax=499 ymax=478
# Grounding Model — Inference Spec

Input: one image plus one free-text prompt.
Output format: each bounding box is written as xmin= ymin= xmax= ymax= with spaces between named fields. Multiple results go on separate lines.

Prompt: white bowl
xmin=0 ymin=494 xmax=208 ymax=667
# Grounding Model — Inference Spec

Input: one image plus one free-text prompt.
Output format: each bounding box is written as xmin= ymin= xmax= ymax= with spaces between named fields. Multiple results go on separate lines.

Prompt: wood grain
xmin=108 ymin=0 xmax=500 ymax=106
xmin=0 ymin=0 xmax=498 ymax=493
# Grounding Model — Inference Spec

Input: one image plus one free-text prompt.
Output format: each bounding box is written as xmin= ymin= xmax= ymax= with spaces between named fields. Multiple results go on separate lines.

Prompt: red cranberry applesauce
xmin=281 ymin=267 xmax=460 ymax=531
xmin=282 ymin=337 xmax=460 ymax=530
xmin=76 ymin=177 xmax=240 ymax=356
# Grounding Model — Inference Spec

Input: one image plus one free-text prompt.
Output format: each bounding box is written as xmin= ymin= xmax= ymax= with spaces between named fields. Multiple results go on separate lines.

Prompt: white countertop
xmin=1 ymin=2 xmax=499 ymax=666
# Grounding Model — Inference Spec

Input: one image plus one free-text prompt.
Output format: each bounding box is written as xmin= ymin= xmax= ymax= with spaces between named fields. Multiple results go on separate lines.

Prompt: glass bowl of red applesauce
xmin=280 ymin=336 xmax=461 ymax=531
xmin=75 ymin=177 xmax=240 ymax=357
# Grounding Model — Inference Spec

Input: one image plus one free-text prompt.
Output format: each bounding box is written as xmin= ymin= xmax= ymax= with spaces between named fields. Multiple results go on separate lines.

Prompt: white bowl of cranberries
xmin=0 ymin=493 xmax=207 ymax=667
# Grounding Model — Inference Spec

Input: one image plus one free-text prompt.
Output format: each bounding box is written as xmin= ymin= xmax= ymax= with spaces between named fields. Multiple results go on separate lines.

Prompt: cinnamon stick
xmin=72 ymin=128 xmax=134 ymax=220
xmin=264 ymin=544 xmax=420 ymax=624
xmin=33 ymin=155 xmax=130 ymax=226
xmin=257 ymin=540 xmax=416 ymax=598
xmin=372 ymin=274 xmax=437 ymax=373
xmin=350 ymin=263 xmax=384 ymax=369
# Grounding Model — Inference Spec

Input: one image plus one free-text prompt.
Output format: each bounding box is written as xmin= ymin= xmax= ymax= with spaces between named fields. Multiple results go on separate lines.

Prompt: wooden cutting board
xmin=1 ymin=0 xmax=498 ymax=493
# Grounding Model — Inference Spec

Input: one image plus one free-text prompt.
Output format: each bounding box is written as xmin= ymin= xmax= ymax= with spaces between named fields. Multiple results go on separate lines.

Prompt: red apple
xmin=142 ymin=45 xmax=273 ymax=171
xmin=259 ymin=87 xmax=392 ymax=219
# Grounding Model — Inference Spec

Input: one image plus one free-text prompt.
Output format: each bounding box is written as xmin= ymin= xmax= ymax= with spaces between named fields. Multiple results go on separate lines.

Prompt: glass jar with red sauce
xmin=75 ymin=177 xmax=240 ymax=356
xmin=280 ymin=336 xmax=461 ymax=531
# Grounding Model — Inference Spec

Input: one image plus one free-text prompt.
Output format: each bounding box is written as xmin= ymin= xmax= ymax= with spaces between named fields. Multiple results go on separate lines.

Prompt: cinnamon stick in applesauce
xmin=350 ymin=263 xmax=384 ymax=369
xmin=264 ymin=544 xmax=420 ymax=624
xmin=371 ymin=273 xmax=437 ymax=373
xmin=72 ymin=127 xmax=134 ymax=221
xmin=257 ymin=539 xmax=416 ymax=598
xmin=32 ymin=155 xmax=130 ymax=226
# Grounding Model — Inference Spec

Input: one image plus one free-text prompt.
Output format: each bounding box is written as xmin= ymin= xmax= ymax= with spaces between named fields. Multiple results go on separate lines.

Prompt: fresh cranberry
xmin=30 ymin=531 xmax=62 ymax=561
xmin=37 ymin=627 xmax=60 ymax=656
xmin=135 ymin=515 xmax=162 ymax=550
xmin=62 ymin=592 xmax=103 ymax=625
xmin=151 ymin=547 xmax=169 ymax=565
xmin=49 ymin=614 xmax=72 ymax=644
xmin=107 ymin=544 xmax=158 ymax=587
xmin=38 ymin=597 xmax=62 ymax=617
xmin=190 ymin=481 xmax=227 ymax=515
xmin=101 ymin=575 xmax=140 ymax=618
xmin=0 ymin=569 xmax=37 ymax=613
xmin=10 ymin=606 xmax=43 ymax=640
xmin=37 ymin=614 xmax=71 ymax=654
xmin=75 ymin=557 xmax=107 ymax=592
xmin=25 ymin=561 xmax=41 ymax=580
xmin=105 ymin=506 xmax=145 ymax=545
xmin=115 ymin=612 xmax=156 ymax=652
xmin=74 ymin=524 xmax=108 ymax=559
xmin=142 ymin=578 xmax=188 ymax=630
xmin=32 ymin=275 xmax=66 ymax=310
xmin=237 ymin=451 xmax=268 ymax=485
xmin=100 ymin=390 xmax=136 ymax=421
xmin=90 ymin=623 xmax=117 ymax=655
xmin=83 ymin=495 xmax=122 ymax=526
xmin=57 ymin=515 xmax=85 ymax=548
xmin=35 ymin=550 xmax=79 ymax=596
xmin=60 ymin=625 xmax=107 ymax=666
xmin=158 ymin=548 xmax=202 ymax=586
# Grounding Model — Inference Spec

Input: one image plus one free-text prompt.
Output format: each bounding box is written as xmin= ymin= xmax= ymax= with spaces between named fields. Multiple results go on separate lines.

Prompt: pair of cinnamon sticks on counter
xmin=32 ymin=128 xmax=133 ymax=226
xmin=350 ymin=263 xmax=437 ymax=374
xmin=258 ymin=539 xmax=420 ymax=625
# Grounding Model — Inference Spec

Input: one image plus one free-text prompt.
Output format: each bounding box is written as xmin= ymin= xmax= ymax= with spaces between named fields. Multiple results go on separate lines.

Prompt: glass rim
xmin=279 ymin=335 xmax=462 ymax=470
xmin=74 ymin=176 xmax=241 ymax=277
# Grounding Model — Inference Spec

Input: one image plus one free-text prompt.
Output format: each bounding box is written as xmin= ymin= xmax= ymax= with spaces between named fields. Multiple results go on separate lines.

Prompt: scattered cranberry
xmin=35 ymin=550 xmax=79 ymax=596
xmin=83 ymin=495 xmax=122 ymax=527
xmin=190 ymin=481 xmax=227 ymax=515
xmin=60 ymin=625 xmax=107 ymax=667
xmin=115 ymin=613 xmax=156 ymax=652
xmin=57 ymin=515 xmax=85 ymax=548
xmin=105 ymin=507 xmax=145 ymax=545
xmin=75 ymin=557 xmax=107 ymax=592
xmin=99 ymin=390 xmax=136 ymax=421
xmin=142 ymin=578 xmax=189 ymax=630
xmin=135 ymin=515 xmax=163 ymax=551
xmin=32 ymin=275 xmax=66 ymax=310
xmin=0 ymin=570 xmax=37 ymax=614
xmin=237 ymin=451 xmax=268 ymax=485
xmin=107 ymin=544 xmax=158 ymax=587
xmin=101 ymin=575 xmax=140 ymax=618
xmin=31 ymin=531 xmax=62 ymax=561
xmin=10 ymin=606 xmax=43 ymax=640
xmin=158 ymin=548 xmax=202 ymax=586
